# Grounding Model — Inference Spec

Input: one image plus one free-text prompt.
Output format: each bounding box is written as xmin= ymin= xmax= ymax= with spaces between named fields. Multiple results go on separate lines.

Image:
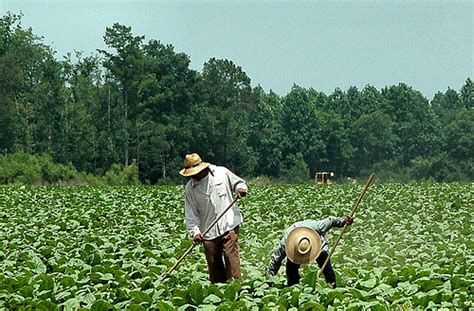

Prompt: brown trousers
xmin=202 ymin=227 xmax=241 ymax=283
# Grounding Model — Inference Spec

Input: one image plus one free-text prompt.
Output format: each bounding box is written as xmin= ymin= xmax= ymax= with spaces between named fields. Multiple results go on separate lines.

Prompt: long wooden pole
xmin=318 ymin=174 xmax=375 ymax=277
xmin=161 ymin=196 xmax=239 ymax=281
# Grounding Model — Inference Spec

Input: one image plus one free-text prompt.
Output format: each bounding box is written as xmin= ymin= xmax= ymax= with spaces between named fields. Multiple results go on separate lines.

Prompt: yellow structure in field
xmin=315 ymin=172 xmax=334 ymax=185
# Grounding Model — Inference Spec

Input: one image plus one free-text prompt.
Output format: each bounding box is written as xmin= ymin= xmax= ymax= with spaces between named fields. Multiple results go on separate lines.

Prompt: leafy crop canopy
xmin=0 ymin=183 xmax=472 ymax=309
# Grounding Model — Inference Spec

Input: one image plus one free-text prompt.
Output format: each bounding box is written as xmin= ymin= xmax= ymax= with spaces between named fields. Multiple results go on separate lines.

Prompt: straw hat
xmin=285 ymin=227 xmax=322 ymax=264
xmin=179 ymin=153 xmax=210 ymax=177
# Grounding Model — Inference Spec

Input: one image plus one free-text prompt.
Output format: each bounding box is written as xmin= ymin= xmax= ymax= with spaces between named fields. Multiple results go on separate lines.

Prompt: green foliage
xmin=0 ymin=152 xmax=77 ymax=184
xmin=200 ymin=57 xmax=257 ymax=176
xmin=104 ymin=161 xmax=140 ymax=185
xmin=0 ymin=184 xmax=472 ymax=309
xmin=0 ymin=12 xmax=472 ymax=183
xmin=351 ymin=111 xmax=397 ymax=176
xmin=0 ymin=152 xmax=140 ymax=185
xmin=280 ymin=153 xmax=310 ymax=183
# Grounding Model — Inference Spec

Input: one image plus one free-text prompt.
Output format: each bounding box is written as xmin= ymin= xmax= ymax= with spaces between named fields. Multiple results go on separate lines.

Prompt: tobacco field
xmin=0 ymin=183 xmax=473 ymax=310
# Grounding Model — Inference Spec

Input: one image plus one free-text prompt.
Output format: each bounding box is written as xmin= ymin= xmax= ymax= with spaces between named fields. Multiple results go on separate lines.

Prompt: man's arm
xmin=317 ymin=216 xmax=354 ymax=234
xmin=267 ymin=243 xmax=286 ymax=276
xmin=184 ymin=192 xmax=201 ymax=242
xmin=225 ymin=168 xmax=248 ymax=197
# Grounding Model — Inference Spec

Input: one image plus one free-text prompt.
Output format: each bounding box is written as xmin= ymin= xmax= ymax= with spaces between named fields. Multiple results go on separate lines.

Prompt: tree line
xmin=0 ymin=13 xmax=472 ymax=184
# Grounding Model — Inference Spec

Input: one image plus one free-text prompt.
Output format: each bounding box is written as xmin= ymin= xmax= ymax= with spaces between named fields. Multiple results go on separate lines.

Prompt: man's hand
xmin=344 ymin=215 xmax=354 ymax=225
xmin=236 ymin=188 xmax=247 ymax=198
xmin=193 ymin=232 xmax=203 ymax=245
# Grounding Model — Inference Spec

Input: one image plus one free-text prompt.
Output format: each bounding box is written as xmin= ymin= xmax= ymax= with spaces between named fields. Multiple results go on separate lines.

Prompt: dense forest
xmin=0 ymin=13 xmax=472 ymax=184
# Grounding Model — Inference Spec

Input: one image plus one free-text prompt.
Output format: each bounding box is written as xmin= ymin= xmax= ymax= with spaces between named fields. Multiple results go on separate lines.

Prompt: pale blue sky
xmin=1 ymin=0 xmax=472 ymax=99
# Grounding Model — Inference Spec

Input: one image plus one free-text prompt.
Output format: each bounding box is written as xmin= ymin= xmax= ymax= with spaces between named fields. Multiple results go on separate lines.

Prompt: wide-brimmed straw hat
xmin=179 ymin=153 xmax=210 ymax=177
xmin=286 ymin=227 xmax=322 ymax=264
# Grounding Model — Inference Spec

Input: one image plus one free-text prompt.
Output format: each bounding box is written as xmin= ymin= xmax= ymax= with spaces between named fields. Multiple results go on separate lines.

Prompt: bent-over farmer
xmin=267 ymin=215 xmax=353 ymax=287
xmin=179 ymin=153 xmax=247 ymax=283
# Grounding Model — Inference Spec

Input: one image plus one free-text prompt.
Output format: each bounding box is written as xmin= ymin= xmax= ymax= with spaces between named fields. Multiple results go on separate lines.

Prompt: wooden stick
xmin=318 ymin=174 xmax=375 ymax=277
xmin=161 ymin=196 xmax=239 ymax=281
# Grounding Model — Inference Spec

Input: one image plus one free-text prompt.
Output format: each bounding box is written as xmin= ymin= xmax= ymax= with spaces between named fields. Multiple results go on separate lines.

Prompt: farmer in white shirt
xmin=179 ymin=153 xmax=247 ymax=283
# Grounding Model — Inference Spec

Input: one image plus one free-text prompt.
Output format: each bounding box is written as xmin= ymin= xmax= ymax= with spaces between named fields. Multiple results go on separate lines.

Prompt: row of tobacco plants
xmin=0 ymin=182 xmax=472 ymax=309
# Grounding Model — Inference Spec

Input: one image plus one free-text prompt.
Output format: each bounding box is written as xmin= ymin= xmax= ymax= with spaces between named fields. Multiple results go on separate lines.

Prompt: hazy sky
xmin=1 ymin=0 xmax=472 ymax=99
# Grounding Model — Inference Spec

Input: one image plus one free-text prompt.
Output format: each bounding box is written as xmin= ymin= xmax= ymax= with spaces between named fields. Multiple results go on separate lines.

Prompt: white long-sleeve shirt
xmin=184 ymin=164 xmax=247 ymax=240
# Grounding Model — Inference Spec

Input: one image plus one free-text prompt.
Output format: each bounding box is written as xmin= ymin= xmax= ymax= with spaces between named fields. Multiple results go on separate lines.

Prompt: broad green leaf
xmin=36 ymin=300 xmax=59 ymax=311
xmin=60 ymin=276 xmax=76 ymax=287
xmin=223 ymin=285 xmax=237 ymax=302
xmin=30 ymin=256 xmax=47 ymax=274
xmin=189 ymin=282 xmax=206 ymax=305
xmin=290 ymin=288 xmax=301 ymax=307
xmin=18 ymin=285 xmax=34 ymax=298
xmin=299 ymin=301 xmax=325 ymax=311
xmin=397 ymin=281 xmax=419 ymax=295
xmin=302 ymin=271 xmax=318 ymax=289
xmin=196 ymin=305 xmax=217 ymax=310
xmin=100 ymin=273 xmax=114 ymax=281
xmin=64 ymin=298 xmax=81 ymax=311
xmin=203 ymin=294 xmax=221 ymax=304
xmin=359 ymin=278 xmax=377 ymax=289
xmin=91 ymin=300 xmax=114 ymax=311
xmin=37 ymin=274 xmax=55 ymax=292
xmin=155 ymin=300 xmax=175 ymax=311
xmin=129 ymin=304 xmax=147 ymax=311
xmin=129 ymin=290 xmax=152 ymax=303
xmin=81 ymin=293 xmax=96 ymax=305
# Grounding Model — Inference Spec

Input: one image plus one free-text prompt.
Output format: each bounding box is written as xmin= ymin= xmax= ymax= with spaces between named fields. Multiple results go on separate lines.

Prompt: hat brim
xmin=286 ymin=227 xmax=322 ymax=264
xmin=179 ymin=162 xmax=210 ymax=177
